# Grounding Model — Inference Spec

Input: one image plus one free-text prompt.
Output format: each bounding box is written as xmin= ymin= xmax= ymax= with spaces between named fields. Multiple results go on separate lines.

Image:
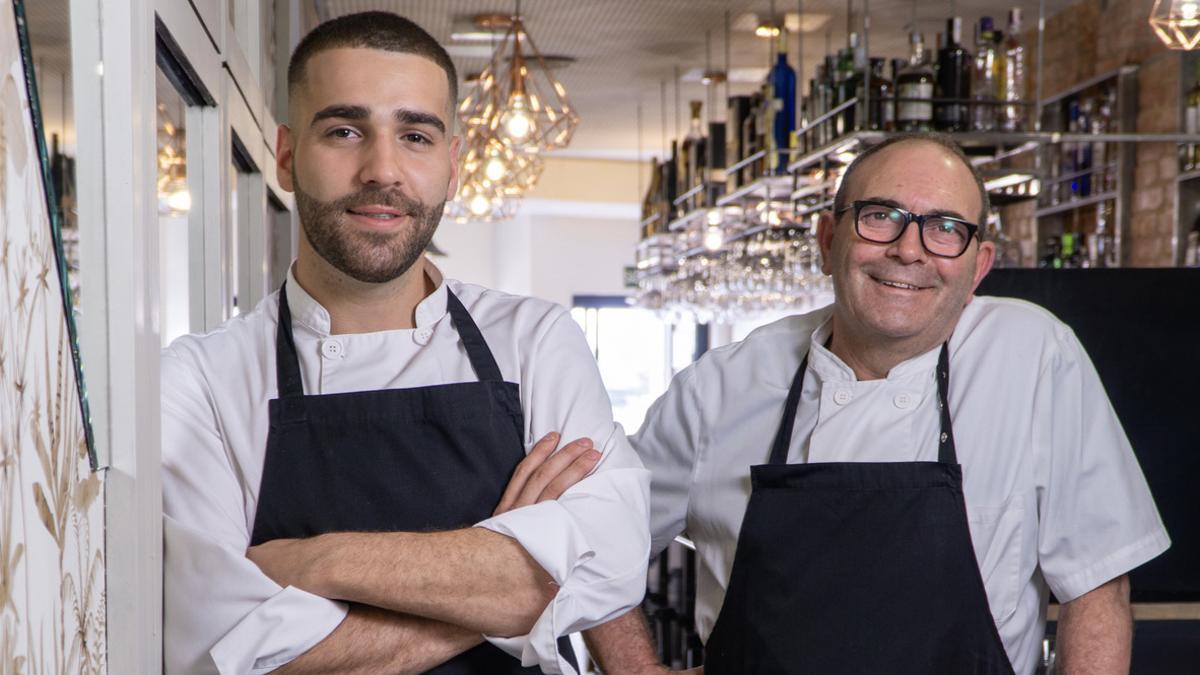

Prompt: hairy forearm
xmin=1056 ymin=575 xmax=1132 ymax=675
xmin=584 ymin=608 xmax=665 ymax=674
xmin=300 ymin=528 xmax=557 ymax=637
xmin=275 ymin=604 xmax=482 ymax=675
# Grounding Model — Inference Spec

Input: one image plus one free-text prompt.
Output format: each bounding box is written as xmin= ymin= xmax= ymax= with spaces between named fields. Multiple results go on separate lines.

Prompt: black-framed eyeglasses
xmin=836 ymin=200 xmax=981 ymax=259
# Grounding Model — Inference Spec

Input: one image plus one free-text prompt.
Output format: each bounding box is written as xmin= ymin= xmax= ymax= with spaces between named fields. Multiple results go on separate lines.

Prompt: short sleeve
xmin=1033 ymin=330 xmax=1171 ymax=602
xmin=630 ymin=364 xmax=704 ymax=558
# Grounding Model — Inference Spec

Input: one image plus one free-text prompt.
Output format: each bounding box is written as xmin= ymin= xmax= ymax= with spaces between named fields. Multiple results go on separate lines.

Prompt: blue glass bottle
xmin=769 ymin=30 xmax=796 ymax=174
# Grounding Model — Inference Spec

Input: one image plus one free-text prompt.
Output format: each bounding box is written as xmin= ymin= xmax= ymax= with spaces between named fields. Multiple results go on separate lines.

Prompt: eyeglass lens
xmin=856 ymin=204 xmax=971 ymax=256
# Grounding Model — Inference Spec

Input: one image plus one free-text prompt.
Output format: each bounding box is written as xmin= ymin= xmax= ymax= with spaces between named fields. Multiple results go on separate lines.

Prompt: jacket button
xmin=320 ymin=339 xmax=343 ymax=359
xmin=833 ymin=390 xmax=852 ymax=405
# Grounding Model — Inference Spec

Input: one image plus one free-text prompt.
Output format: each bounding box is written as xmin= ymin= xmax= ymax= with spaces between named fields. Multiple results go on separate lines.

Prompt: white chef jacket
xmin=633 ymin=296 xmax=1170 ymax=675
xmin=161 ymin=263 xmax=651 ymax=674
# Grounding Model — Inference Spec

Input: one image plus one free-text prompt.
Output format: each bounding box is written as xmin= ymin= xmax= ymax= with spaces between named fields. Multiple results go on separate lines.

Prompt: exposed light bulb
xmin=501 ymin=93 xmax=535 ymax=143
xmin=1181 ymin=0 xmax=1199 ymax=20
xmin=484 ymin=154 xmax=507 ymax=182
xmin=703 ymin=225 xmax=725 ymax=252
xmin=706 ymin=208 xmax=724 ymax=227
xmin=468 ymin=193 xmax=492 ymax=217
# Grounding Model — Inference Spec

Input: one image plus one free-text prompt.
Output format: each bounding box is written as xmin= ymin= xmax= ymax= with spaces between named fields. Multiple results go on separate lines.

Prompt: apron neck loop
xmin=767 ymin=341 xmax=958 ymax=466
xmin=275 ymin=281 xmax=306 ymax=400
xmin=273 ymin=283 xmax=508 ymax=400
xmin=445 ymin=290 xmax=505 ymax=382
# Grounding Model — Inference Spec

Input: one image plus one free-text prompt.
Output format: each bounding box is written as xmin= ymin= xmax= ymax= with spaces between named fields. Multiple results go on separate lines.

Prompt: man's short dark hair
xmin=287 ymin=11 xmax=458 ymax=114
xmin=833 ymin=132 xmax=990 ymax=227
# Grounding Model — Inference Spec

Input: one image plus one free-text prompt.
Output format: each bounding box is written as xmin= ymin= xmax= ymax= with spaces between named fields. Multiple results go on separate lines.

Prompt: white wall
xmin=437 ymin=198 xmax=640 ymax=309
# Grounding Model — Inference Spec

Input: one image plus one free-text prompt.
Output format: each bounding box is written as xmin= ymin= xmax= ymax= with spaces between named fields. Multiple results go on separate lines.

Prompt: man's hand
xmin=493 ymin=432 xmax=601 ymax=515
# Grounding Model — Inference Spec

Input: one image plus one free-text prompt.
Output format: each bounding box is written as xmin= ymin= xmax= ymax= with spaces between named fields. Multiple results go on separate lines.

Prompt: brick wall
xmin=999 ymin=0 xmax=1179 ymax=266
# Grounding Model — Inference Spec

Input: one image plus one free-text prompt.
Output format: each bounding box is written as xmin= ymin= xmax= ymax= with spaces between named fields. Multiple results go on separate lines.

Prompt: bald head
xmin=834 ymin=134 xmax=990 ymax=227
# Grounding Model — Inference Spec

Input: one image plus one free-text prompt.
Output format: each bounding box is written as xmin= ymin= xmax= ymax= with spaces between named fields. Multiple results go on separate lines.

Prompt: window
xmin=571 ymin=298 xmax=700 ymax=433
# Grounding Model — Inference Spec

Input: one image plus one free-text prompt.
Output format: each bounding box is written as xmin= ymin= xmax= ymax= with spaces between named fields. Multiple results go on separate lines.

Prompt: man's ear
xmin=970 ymin=239 xmax=996 ymax=295
xmin=276 ymin=124 xmax=295 ymax=193
xmin=445 ymin=134 xmax=462 ymax=202
xmin=817 ymin=210 xmax=837 ymax=276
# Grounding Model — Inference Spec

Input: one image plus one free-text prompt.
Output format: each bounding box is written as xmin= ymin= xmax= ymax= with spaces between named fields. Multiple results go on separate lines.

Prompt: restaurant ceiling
xmin=316 ymin=0 xmax=1080 ymax=162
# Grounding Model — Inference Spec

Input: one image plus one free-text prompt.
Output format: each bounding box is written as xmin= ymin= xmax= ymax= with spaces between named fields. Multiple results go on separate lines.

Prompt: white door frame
xmin=70 ymin=0 xmax=162 ymax=671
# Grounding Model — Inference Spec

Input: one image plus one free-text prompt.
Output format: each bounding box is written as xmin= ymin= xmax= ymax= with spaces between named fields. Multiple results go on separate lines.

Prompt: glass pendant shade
xmin=458 ymin=15 xmax=579 ymax=157
xmin=1150 ymin=0 xmax=1200 ymax=49
xmin=447 ymin=129 xmax=544 ymax=223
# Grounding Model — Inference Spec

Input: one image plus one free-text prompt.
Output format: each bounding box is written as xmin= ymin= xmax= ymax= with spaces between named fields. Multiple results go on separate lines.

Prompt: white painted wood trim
xmin=77 ymin=0 xmax=164 ymax=671
xmin=154 ymin=0 xmax=222 ymax=101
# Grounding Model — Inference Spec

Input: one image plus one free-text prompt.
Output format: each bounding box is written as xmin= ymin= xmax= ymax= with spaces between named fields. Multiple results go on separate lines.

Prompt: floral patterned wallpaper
xmin=0 ymin=2 xmax=106 ymax=673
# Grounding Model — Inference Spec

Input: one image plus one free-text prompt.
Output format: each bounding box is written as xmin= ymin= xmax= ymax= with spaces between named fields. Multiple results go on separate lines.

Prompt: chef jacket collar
xmin=283 ymin=258 xmax=449 ymax=336
xmin=806 ymin=309 xmax=944 ymax=383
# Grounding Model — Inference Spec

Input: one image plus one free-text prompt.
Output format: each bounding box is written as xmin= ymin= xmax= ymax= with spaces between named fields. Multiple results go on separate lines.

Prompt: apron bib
xmin=704 ymin=343 xmax=1015 ymax=674
xmin=251 ymin=284 xmax=556 ymax=674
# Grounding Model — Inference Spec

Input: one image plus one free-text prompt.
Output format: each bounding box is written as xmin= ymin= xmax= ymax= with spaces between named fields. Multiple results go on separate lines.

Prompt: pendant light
xmin=461 ymin=1 xmax=579 ymax=156
xmin=1150 ymin=0 xmax=1200 ymax=49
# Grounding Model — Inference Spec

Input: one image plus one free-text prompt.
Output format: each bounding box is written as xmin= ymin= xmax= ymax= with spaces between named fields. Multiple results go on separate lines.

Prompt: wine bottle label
xmin=897 ymin=82 xmax=934 ymax=121
xmin=1187 ymin=106 xmax=1199 ymax=135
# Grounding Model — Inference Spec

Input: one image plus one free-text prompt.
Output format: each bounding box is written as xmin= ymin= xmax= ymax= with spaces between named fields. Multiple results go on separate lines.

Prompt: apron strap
xmin=274 ymin=284 xmax=507 ymax=397
xmin=445 ymin=289 xmax=505 ymax=383
xmin=767 ymin=341 xmax=958 ymax=466
xmin=768 ymin=355 xmax=809 ymax=465
xmin=275 ymin=281 xmax=306 ymax=400
xmin=935 ymin=342 xmax=957 ymax=465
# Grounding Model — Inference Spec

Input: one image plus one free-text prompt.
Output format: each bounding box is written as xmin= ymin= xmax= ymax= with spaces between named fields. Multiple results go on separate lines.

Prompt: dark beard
xmin=294 ymin=178 xmax=443 ymax=284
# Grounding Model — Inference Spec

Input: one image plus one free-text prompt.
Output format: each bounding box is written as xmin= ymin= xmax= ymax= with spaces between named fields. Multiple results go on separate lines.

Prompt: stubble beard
xmin=293 ymin=176 xmax=444 ymax=284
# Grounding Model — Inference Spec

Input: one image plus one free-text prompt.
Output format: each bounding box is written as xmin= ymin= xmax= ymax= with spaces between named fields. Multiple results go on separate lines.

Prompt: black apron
xmin=704 ymin=343 xmax=1015 ymax=674
xmin=250 ymin=284 xmax=563 ymax=674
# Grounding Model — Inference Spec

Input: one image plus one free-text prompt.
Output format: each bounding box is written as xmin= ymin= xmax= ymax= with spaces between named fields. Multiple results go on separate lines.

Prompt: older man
xmin=587 ymin=134 xmax=1169 ymax=675
xmin=161 ymin=12 xmax=649 ymax=674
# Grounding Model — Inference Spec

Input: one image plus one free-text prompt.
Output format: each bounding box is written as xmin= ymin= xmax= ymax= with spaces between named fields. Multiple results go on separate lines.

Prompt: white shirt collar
xmin=806 ymin=309 xmax=945 ymax=383
xmin=283 ymin=258 xmax=450 ymax=336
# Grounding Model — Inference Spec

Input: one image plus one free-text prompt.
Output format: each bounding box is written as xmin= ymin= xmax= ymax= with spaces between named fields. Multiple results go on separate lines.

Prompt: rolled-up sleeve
xmin=1033 ymin=329 xmax=1171 ymax=603
xmin=474 ymin=310 xmax=651 ymax=674
xmin=162 ymin=348 xmax=347 ymax=674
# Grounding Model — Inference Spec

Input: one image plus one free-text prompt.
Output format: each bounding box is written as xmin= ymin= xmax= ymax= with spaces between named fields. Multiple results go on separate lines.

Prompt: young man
xmin=587 ymin=134 xmax=1169 ymax=675
xmin=162 ymin=13 xmax=649 ymax=674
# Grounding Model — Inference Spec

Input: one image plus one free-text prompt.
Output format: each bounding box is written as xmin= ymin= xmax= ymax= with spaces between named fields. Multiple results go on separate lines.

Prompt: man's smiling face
xmin=818 ymin=140 xmax=995 ymax=348
xmin=277 ymin=47 xmax=460 ymax=284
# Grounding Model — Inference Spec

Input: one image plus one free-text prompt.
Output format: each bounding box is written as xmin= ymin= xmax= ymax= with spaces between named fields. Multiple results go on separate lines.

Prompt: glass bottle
xmin=1076 ymin=98 xmax=1093 ymax=198
xmin=1183 ymin=80 xmax=1200 ymax=172
xmin=821 ymin=55 xmax=838 ymax=144
xmin=681 ymin=100 xmax=706 ymax=212
xmin=896 ymin=32 xmax=935 ymax=131
xmin=1091 ymin=91 xmax=1111 ymax=193
xmin=768 ymin=29 xmax=797 ymax=174
xmin=641 ymin=159 xmax=662 ymax=238
xmin=727 ymin=95 xmax=753 ymax=191
xmin=971 ymin=17 xmax=1001 ymax=131
xmin=869 ymin=58 xmax=895 ymax=131
xmin=1002 ymin=8 xmax=1026 ymax=132
xmin=935 ymin=17 xmax=972 ymax=132
xmin=1064 ymin=99 xmax=1082 ymax=201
